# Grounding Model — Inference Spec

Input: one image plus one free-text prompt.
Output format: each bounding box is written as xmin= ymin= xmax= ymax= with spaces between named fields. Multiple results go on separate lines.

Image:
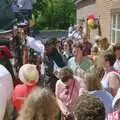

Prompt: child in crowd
xmin=12 ymin=64 xmax=39 ymax=112
xmin=55 ymin=67 xmax=80 ymax=120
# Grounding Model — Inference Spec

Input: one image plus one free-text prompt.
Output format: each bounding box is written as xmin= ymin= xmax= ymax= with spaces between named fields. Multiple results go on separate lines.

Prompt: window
xmin=111 ymin=14 xmax=120 ymax=43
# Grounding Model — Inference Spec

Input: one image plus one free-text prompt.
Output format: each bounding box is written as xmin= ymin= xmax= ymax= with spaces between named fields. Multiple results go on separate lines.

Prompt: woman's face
xmin=115 ymin=49 xmax=120 ymax=59
xmin=72 ymin=47 xmax=82 ymax=57
xmin=63 ymin=42 xmax=69 ymax=51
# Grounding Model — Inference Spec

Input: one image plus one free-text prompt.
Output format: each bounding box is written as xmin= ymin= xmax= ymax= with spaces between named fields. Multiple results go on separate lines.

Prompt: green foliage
xmin=33 ymin=0 xmax=76 ymax=30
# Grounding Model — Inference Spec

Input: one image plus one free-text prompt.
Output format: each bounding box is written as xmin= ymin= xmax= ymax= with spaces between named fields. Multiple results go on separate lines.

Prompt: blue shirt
xmin=90 ymin=90 xmax=113 ymax=113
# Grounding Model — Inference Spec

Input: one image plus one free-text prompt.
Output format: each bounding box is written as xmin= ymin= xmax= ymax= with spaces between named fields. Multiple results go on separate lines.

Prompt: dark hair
xmin=104 ymin=54 xmax=116 ymax=66
xmin=113 ymin=43 xmax=120 ymax=52
xmin=72 ymin=42 xmax=83 ymax=51
xmin=44 ymin=37 xmax=57 ymax=46
xmin=75 ymin=94 xmax=105 ymax=120
xmin=59 ymin=67 xmax=73 ymax=82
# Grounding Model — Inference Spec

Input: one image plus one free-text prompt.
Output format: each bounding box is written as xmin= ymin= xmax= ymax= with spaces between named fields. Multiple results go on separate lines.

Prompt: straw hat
xmin=19 ymin=64 xmax=39 ymax=85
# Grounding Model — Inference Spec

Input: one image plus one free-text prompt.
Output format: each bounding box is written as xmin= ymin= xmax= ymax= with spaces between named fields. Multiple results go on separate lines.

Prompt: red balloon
xmin=87 ymin=15 xmax=95 ymax=20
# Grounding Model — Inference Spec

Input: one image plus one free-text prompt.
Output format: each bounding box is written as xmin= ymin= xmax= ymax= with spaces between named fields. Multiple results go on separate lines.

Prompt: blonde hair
xmin=84 ymin=71 xmax=102 ymax=91
xmin=17 ymin=87 xmax=59 ymax=120
xmin=59 ymin=67 xmax=73 ymax=82
xmin=100 ymin=37 xmax=109 ymax=50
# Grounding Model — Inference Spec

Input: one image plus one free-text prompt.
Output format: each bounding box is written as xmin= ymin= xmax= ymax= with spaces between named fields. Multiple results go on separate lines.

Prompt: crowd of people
xmin=0 ymin=24 xmax=120 ymax=120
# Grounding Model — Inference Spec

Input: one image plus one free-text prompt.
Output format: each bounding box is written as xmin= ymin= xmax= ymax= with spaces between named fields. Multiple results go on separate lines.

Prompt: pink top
xmin=106 ymin=109 xmax=120 ymax=120
xmin=55 ymin=79 xmax=80 ymax=114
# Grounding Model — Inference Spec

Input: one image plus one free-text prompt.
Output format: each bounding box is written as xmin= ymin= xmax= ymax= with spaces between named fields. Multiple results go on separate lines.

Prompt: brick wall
xmin=96 ymin=0 xmax=120 ymax=42
xmin=76 ymin=0 xmax=120 ymax=43
xmin=96 ymin=0 xmax=112 ymax=42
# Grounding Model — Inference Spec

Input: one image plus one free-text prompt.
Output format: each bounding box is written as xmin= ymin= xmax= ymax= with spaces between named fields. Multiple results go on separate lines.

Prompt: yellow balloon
xmin=88 ymin=19 xmax=94 ymax=26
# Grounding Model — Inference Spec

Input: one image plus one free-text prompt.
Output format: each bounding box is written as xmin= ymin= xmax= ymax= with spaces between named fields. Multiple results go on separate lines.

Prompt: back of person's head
xmin=19 ymin=64 xmax=39 ymax=85
xmin=84 ymin=71 xmax=102 ymax=91
xmin=100 ymin=37 xmax=109 ymax=50
xmin=75 ymin=94 xmax=105 ymax=120
xmin=17 ymin=87 xmax=59 ymax=120
xmin=59 ymin=67 xmax=73 ymax=82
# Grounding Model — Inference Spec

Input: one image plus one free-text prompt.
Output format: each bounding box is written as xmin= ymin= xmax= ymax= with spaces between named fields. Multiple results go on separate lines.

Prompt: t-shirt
xmin=68 ymin=57 xmax=93 ymax=77
xmin=0 ymin=64 xmax=13 ymax=120
xmin=12 ymin=84 xmax=36 ymax=112
xmin=90 ymin=90 xmax=113 ymax=113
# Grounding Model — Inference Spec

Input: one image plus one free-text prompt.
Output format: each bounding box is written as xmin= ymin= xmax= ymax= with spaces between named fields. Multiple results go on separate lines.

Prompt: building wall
xmin=76 ymin=3 xmax=96 ymax=24
xmin=96 ymin=0 xmax=120 ymax=42
xmin=76 ymin=0 xmax=120 ymax=43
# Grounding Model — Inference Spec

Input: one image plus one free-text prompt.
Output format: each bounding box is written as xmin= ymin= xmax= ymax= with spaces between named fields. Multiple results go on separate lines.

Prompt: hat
xmin=44 ymin=37 xmax=57 ymax=46
xmin=112 ymin=88 xmax=120 ymax=109
xmin=19 ymin=64 xmax=39 ymax=85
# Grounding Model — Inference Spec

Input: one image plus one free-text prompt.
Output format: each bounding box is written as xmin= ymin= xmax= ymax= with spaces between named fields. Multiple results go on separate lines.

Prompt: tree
xmin=33 ymin=0 xmax=76 ymax=30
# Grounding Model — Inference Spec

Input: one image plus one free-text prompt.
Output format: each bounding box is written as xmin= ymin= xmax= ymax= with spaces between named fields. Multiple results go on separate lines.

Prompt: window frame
xmin=111 ymin=14 xmax=120 ymax=43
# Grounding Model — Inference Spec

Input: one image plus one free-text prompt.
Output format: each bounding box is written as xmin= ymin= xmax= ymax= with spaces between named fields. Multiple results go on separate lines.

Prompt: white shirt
xmin=71 ymin=31 xmax=82 ymax=41
xmin=0 ymin=65 xmax=13 ymax=120
xmin=0 ymin=85 xmax=8 ymax=120
xmin=101 ymin=71 xmax=120 ymax=92
xmin=114 ymin=59 xmax=120 ymax=71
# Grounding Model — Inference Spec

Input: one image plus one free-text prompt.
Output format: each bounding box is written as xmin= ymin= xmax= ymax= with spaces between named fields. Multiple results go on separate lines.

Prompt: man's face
xmin=115 ymin=49 xmax=120 ymax=59
xmin=72 ymin=47 xmax=82 ymax=57
xmin=45 ymin=44 xmax=53 ymax=55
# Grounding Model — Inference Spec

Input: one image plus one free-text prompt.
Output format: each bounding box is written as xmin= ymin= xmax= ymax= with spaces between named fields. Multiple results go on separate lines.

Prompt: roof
xmin=75 ymin=0 xmax=96 ymax=8
xmin=75 ymin=0 xmax=83 ymax=5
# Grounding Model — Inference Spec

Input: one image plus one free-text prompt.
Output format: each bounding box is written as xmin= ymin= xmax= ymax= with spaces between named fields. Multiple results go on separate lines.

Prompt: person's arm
xmin=56 ymin=97 xmax=69 ymax=115
xmin=109 ymin=74 xmax=120 ymax=97
xmin=0 ymin=85 xmax=8 ymax=120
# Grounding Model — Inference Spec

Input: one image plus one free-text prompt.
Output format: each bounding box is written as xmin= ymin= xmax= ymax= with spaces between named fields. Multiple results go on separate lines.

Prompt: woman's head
xmin=84 ymin=71 xmax=102 ymax=91
xmin=103 ymin=53 xmax=116 ymax=67
xmin=75 ymin=94 xmax=105 ymax=120
xmin=59 ymin=67 xmax=73 ymax=83
xmin=17 ymin=87 xmax=59 ymax=120
xmin=63 ymin=41 xmax=70 ymax=52
xmin=72 ymin=42 xmax=83 ymax=57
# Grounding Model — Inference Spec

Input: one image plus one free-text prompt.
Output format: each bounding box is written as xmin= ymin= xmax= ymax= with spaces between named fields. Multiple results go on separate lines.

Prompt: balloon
xmin=88 ymin=19 xmax=94 ymax=26
xmin=87 ymin=15 xmax=95 ymax=20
